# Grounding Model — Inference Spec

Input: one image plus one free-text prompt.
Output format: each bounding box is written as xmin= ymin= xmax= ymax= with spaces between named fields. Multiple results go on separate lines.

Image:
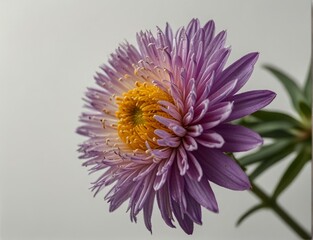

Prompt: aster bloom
xmin=77 ymin=18 xmax=275 ymax=234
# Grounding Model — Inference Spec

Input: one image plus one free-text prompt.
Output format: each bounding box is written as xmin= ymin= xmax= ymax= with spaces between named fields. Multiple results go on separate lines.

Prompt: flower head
xmin=77 ymin=18 xmax=275 ymax=234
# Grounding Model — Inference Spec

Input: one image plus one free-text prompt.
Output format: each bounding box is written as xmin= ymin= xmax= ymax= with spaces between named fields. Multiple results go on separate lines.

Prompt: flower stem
xmin=251 ymin=182 xmax=311 ymax=239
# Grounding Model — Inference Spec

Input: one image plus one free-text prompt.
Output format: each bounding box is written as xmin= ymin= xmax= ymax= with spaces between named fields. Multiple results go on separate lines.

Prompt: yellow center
xmin=116 ymin=82 xmax=173 ymax=150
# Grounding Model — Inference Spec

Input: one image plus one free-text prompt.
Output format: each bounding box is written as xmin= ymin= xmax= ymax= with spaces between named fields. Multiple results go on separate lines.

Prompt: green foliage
xmin=237 ymin=64 xmax=312 ymax=235
xmin=239 ymin=139 xmax=294 ymax=166
xmin=272 ymin=144 xmax=311 ymax=199
xmin=248 ymin=142 xmax=295 ymax=180
xmin=263 ymin=65 xmax=310 ymax=112
xmin=236 ymin=204 xmax=265 ymax=226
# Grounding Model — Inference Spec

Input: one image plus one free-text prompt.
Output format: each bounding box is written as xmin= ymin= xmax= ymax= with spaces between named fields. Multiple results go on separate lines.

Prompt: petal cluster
xmin=77 ymin=18 xmax=275 ymax=234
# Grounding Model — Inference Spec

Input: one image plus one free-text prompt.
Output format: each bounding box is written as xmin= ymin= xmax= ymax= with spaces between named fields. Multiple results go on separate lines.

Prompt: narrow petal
xmin=197 ymin=148 xmax=251 ymax=190
xmin=109 ymin=183 xmax=134 ymax=212
xmin=213 ymin=52 xmax=259 ymax=92
xmin=203 ymin=20 xmax=215 ymax=48
xmin=183 ymin=135 xmax=198 ymax=151
xmin=153 ymin=170 xmax=168 ymax=191
xmin=156 ymin=185 xmax=175 ymax=228
xmin=177 ymin=147 xmax=189 ymax=175
xmin=227 ymin=90 xmax=276 ymax=121
xmin=187 ymin=124 xmax=203 ymax=137
xmin=197 ymin=130 xmax=225 ymax=148
xmin=183 ymin=106 xmax=194 ymax=125
xmin=185 ymin=175 xmax=218 ymax=212
xmin=143 ymin=191 xmax=155 ymax=233
xmin=172 ymin=200 xmax=194 ymax=235
xmin=215 ymin=124 xmax=263 ymax=152
xmin=157 ymin=137 xmax=181 ymax=148
xmin=165 ymin=22 xmax=173 ymax=50
xmin=199 ymin=101 xmax=233 ymax=129
xmin=154 ymin=115 xmax=181 ymax=127
xmin=205 ymin=30 xmax=227 ymax=58
xmin=186 ymin=18 xmax=200 ymax=38
xmin=185 ymin=191 xmax=202 ymax=225
xmin=170 ymin=164 xmax=186 ymax=203
xmin=186 ymin=152 xmax=203 ymax=182
xmin=209 ymin=79 xmax=237 ymax=104
xmin=193 ymin=99 xmax=210 ymax=123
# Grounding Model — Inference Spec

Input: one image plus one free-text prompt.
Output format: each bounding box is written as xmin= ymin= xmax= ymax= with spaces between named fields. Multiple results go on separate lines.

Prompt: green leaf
xmin=249 ymin=143 xmax=295 ymax=180
xmin=272 ymin=145 xmax=311 ymax=199
xmin=249 ymin=122 xmax=295 ymax=139
xmin=239 ymin=139 xmax=294 ymax=166
xmin=299 ymin=101 xmax=311 ymax=120
xmin=259 ymin=129 xmax=295 ymax=139
xmin=304 ymin=64 xmax=312 ymax=106
xmin=236 ymin=204 xmax=265 ymax=226
xmin=239 ymin=110 xmax=302 ymax=139
xmin=252 ymin=110 xmax=301 ymax=126
xmin=264 ymin=65 xmax=307 ymax=113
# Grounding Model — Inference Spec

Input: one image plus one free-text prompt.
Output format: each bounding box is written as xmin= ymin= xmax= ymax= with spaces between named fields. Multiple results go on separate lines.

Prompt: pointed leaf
xmin=273 ymin=146 xmax=311 ymax=199
xmin=304 ymin=63 xmax=312 ymax=106
xmin=264 ymin=65 xmax=307 ymax=113
xmin=236 ymin=204 xmax=265 ymax=226
xmin=239 ymin=139 xmax=294 ymax=166
xmin=299 ymin=101 xmax=311 ymax=120
xmin=240 ymin=124 xmax=294 ymax=139
xmin=249 ymin=122 xmax=295 ymax=139
xmin=252 ymin=110 xmax=302 ymax=127
xmin=238 ymin=110 xmax=301 ymax=139
xmin=249 ymin=143 xmax=295 ymax=180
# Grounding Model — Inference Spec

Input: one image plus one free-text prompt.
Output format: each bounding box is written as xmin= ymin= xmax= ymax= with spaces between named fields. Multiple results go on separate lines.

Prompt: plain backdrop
xmin=0 ymin=1 xmax=311 ymax=239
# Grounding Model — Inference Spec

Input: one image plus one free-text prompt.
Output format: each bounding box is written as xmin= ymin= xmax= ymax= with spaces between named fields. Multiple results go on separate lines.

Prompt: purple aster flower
xmin=77 ymin=18 xmax=275 ymax=234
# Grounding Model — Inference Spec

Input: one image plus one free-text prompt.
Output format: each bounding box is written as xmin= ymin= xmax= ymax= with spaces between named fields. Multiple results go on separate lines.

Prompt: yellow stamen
xmin=115 ymin=82 xmax=173 ymax=150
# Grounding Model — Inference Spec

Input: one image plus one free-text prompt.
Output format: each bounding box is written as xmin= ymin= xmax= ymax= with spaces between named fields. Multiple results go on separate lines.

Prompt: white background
xmin=0 ymin=1 xmax=311 ymax=239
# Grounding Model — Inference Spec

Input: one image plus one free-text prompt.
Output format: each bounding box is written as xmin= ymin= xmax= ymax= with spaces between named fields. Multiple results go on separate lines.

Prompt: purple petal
xmin=215 ymin=124 xmax=263 ymax=152
xmin=170 ymin=163 xmax=186 ymax=203
xmin=108 ymin=43 xmax=141 ymax=75
xmin=154 ymin=114 xmax=179 ymax=126
xmin=199 ymin=101 xmax=233 ymax=129
xmin=209 ymin=79 xmax=237 ymax=104
xmin=154 ymin=129 xmax=173 ymax=139
xmin=135 ymin=171 xmax=156 ymax=213
xmin=205 ymin=30 xmax=227 ymax=58
xmin=165 ymin=22 xmax=173 ymax=51
xmin=172 ymin=200 xmax=194 ymax=235
xmin=186 ymin=152 xmax=203 ymax=182
xmin=186 ymin=18 xmax=200 ymax=37
xmin=197 ymin=130 xmax=224 ymax=148
xmin=108 ymin=183 xmax=134 ymax=212
xmin=159 ymin=101 xmax=181 ymax=121
xmin=153 ymin=171 xmax=168 ymax=191
xmin=185 ymin=175 xmax=218 ymax=212
xmin=197 ymin=148 xmax=251 ymax=190
xmin=157 ymin=137 xmax=181 ymax=148
xmin=203 ymin=20 xmax=215 ymax=48
xmin=227 ymin=90 xmax=276 ymax=121
xmin=187 ymin=124 xmax=203 ymax=137
xmin=193 ymin=99 xmax=210 ymax=122
xmin=185 ymin=191 xmax=202 ymax=225
xmin=177 ymin=146 xmax=189 ymax=175
xmin=212 ymin=47 xmax=231 ymax=77
xmin=143 ymin=191 xmax=155 ymax=233
xmin=183 ymin=135 xmax=198 ymax=151
xmin=183 ymin=106 xmax=194 ymax=125
xmin=156 ymin=185 xmax=175 ymax=228
xmin=213 ymin=52 xmax=259 ymax=92
xmin=156 ymin=150 xmax=176 ymax=176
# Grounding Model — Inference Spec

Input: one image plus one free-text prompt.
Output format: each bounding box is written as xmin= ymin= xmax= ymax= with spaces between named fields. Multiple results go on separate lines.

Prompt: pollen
xmin=116 ymin=82 xmax=173 ymax=150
